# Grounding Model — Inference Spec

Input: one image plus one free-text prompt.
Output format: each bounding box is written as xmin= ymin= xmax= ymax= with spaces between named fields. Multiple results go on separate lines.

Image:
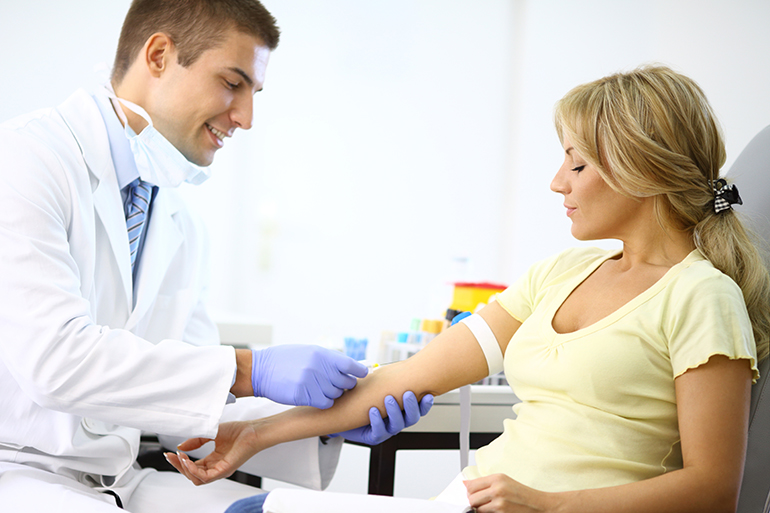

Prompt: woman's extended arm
xmin=168 ymin=301 xmax=522 ymax=485
xmin=464 ymin=354 xmax=753 ymax=513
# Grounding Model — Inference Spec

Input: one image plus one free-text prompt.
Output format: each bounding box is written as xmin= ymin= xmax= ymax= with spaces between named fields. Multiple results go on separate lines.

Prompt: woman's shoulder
xmin=664 ymin=250 xmax=746 ymax=310
xmin=521 ymin=246 xmax=618 ymax=288
xmin=540 ymin=246 xmax=617 ymax=274
xmin=557 ymin=245 xmax=618 ymax=263
xmin=672 ymin=250 xmax=742 ymax=292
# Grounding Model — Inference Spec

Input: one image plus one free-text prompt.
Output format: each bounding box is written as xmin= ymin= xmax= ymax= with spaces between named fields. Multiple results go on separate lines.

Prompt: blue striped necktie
xmin=125 ymin=179 xmax=153 ymax=273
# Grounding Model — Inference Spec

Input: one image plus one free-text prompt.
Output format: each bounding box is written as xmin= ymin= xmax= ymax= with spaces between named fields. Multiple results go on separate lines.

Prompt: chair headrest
xmin=728 ymin=125 xmax=770 ymax=253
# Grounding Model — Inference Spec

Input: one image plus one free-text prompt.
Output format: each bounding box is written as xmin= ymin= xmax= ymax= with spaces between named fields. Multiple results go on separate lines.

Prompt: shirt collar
xmin=92 ymin=92 xmax=139 ymax=191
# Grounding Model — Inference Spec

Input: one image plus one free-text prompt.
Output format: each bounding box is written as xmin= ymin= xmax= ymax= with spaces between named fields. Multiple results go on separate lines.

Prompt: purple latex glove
xmin=251 ymin=345 xmax=367 ymax=409
xmin=330 ymin=391 xmax=434 ymax=445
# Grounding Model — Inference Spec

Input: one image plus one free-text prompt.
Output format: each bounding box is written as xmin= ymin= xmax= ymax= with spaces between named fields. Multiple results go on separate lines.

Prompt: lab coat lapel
xmin=90 ymin=167 xmax=133 ymax=309
xmin=126 ymin=189 xmax=184 ymax=330
xmin=57 ymin=89 xmax=133 ymax=314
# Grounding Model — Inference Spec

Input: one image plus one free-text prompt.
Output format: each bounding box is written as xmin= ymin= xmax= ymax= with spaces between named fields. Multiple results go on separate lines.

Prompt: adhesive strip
xmin=459 ymin=313 xmax=504 ymax=376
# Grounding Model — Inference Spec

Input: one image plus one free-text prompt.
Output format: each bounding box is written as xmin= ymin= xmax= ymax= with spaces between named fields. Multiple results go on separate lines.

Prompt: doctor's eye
xmin=225 ymin=81 xmax=239 ymax=90
xmin=571 ymin=165 xmax=586 ymax=173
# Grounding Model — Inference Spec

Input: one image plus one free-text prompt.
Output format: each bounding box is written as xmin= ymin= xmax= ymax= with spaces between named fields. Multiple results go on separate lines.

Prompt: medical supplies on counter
xmin=375 ymin=282 xmax=508 ymax=386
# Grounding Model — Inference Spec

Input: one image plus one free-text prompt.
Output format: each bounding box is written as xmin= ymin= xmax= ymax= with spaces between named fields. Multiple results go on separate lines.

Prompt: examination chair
xmin=731 ymin=124 xmax=770 ymax=513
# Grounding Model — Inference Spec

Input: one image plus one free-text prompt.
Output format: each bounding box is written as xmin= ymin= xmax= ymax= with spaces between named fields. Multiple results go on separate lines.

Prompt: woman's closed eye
xmin=571 ymin=165 xmax=586 ymax=172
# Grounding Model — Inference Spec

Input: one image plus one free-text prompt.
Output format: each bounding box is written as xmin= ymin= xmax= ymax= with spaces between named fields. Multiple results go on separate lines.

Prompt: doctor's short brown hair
xmin=111 ymin=0 xmax=280 ymax=84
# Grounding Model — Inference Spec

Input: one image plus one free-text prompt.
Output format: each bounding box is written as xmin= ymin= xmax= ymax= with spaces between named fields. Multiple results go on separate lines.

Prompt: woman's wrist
xmin=546 ymin=491 xmax=570 ymax=513
xmin=245 ymin=417 xmax=275 ymax=454
xmin=247 ymin=407 xmax=316 ymax=451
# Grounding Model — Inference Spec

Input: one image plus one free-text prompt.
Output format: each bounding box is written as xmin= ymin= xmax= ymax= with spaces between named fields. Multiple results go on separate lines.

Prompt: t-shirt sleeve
xmin=666 ymin=270 xmax=759 ymax=383
xmin=496 ymin=250 xmax=571 ymax=323
xmin=496 ymin=271 xmax=535 ymax=323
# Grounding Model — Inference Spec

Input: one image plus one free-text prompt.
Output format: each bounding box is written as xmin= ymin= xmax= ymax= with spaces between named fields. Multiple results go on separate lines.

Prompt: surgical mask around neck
xmin=103 ymin=85 xmax=210 ymax=188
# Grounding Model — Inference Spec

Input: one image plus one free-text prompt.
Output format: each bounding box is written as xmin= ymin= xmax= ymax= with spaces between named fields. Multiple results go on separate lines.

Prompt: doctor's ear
xmin=142 ymin=33 xmax=175 ymax=78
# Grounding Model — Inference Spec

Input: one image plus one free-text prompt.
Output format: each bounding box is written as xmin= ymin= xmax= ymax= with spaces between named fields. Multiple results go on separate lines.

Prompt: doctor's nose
xmin=231 ymin=94 xmax=254 ymax=131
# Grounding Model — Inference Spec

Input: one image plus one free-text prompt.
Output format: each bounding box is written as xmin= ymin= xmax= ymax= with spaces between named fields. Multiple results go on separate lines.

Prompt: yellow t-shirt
xmin=469 ymin=247 xmax=759 ymax=492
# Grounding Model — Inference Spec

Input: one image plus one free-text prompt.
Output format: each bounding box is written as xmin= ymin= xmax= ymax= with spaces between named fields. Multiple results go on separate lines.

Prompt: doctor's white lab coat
xmin=0 ymin=90 xmax=334 ymax=491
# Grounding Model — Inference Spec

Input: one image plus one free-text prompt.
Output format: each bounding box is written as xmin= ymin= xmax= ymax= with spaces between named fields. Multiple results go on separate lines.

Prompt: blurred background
xmin=2 ymin=0 xmax=769 ymax=348
xmin=2 ymin=0 xmax=770 ymax=498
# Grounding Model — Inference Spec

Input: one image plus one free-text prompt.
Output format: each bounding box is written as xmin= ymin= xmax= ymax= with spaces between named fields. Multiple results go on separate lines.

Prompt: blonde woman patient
xmin=168 ymin=65 xmax=769 ymax=513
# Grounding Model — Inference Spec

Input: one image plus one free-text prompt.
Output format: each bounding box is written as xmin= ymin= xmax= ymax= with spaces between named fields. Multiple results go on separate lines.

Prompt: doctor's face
xmin=148 ymin=29 xmax=270 ymax=166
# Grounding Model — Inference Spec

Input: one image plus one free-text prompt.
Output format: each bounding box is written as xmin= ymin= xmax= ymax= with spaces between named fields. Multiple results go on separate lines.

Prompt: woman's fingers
xmin=163 ymin=452 xmax=183 ymax=473
xmin=165 ymin=450 xmax=212 ymax=486
xmin=176 ymin=437 xmax=212 ymax=452
xmin=178 ymin=452 xmax=210 ymax=486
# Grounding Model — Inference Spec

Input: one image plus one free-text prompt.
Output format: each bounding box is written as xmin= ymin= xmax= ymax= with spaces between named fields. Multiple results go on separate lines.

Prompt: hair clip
xmin=713 ymin=178 xmax=742 ymax=214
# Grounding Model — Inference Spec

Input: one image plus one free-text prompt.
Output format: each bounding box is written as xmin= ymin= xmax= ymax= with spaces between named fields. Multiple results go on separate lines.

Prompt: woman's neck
xmin=616 ymin=224 xmax=696 ymax=271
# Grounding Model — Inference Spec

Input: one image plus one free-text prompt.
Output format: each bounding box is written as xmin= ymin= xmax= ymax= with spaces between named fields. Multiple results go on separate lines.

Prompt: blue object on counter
xmin=344 ymin=337 xmax=368 ymax=360
xmin=450 ymin=311 xmax=472 ymax=326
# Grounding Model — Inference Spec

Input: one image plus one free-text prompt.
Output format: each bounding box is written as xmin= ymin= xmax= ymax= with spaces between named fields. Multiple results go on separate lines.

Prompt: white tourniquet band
xmin=459 ymin=313 xmax=504 ymax=376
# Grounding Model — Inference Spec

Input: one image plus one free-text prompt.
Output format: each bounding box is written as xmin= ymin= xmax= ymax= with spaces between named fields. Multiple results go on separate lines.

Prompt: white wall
xmin=183 ymin=0 xmax=516 ymax=349
xmin=0 ymin=0 xmax=128 ymax=115
xmin=0 ymin=0 xmax=515 ymax=350
xmin=501 ymin=0 xmax=770 ymax=277
xmin=4 ymin=1 xmax=768 ymax=349
xmin=3 ymin=0 xmax=770 ymax=499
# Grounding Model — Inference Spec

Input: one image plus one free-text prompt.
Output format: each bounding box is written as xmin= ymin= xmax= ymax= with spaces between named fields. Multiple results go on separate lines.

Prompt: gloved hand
xmin=251 ymin=345 xmax=368 ymax=409
xmin=329 ymin=391 xmax=434 ymax=445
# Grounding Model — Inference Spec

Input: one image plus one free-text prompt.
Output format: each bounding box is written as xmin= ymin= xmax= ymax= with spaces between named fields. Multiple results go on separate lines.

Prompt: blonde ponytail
xmin=695 ymin=210 xmax=770 ymax=361
xmin=555 ymin=64 xmax=770 ymax=361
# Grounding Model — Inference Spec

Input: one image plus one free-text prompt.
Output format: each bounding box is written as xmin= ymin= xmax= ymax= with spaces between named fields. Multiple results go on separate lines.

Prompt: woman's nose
xmin=550 ymin=163 xmax=570 ymax=194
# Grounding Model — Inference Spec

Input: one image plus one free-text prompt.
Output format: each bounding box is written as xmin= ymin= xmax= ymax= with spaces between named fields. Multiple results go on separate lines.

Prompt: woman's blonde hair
xmin=554 ymin=64 xmax=770 ymax=361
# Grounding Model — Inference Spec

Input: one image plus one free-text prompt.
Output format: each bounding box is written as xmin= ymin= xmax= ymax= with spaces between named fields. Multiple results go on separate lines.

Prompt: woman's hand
xmin=464 ymin=474 xmax=557 ymax=512
xmin=165 ymin=420 xmax=260 ymax=485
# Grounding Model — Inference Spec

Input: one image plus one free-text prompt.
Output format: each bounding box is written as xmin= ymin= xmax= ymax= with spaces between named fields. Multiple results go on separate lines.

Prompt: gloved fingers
xmin=315 ymin=373 xmax=347 ymax=407
xmin=383 ymin=395 xmax=405 ymax=435
xmin=325 ymin=370 xmax=359 ymax=393
xmin=312 ymin=396 xmax=334 ymax=409
xmin=402 ymin=391 xmax=421 ymax=428
xmin=319 ymin=351 xmax=366 ymax=392
xmin=419 ymin=394 xmax=434 ymax=417
xmin=327 ymin=352 xmax=368 ymax=379
xmin=251 ymin=344 xmax=370 ymax=408
xmin=368 ymin=406 xmax=387 ymax=443
xmin=299 ymin=381 xmax=333 ymax=410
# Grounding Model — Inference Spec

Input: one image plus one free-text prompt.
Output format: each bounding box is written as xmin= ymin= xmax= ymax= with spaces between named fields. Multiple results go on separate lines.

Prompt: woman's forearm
xmin=169 ymin=303 xmax=521 ymax=484
xmin=248 ymin=321 xmax=493 ymax=451
xmin=553 ymin=465 xmax=741 ymax=513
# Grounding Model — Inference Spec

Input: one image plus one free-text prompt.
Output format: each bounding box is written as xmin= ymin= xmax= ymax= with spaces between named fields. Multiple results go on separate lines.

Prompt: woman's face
xmin=550 ymin=136 xmax=648 ymax=241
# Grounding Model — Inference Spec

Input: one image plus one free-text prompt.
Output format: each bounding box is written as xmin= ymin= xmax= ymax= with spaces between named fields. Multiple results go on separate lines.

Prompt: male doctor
xmin=0 ymin=1 xmax=431 ymax=512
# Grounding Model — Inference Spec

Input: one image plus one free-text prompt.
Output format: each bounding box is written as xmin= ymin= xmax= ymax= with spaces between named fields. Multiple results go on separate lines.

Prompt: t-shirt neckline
xmin=547 ymin=248 xmax=704 ymax=341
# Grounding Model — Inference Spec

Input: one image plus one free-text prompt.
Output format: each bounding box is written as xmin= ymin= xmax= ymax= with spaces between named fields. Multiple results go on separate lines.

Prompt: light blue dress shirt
xmin=92 ymin=93 xmax=155 ymax=286
xmin=92 ymin=92 xmax=238 ymax=403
